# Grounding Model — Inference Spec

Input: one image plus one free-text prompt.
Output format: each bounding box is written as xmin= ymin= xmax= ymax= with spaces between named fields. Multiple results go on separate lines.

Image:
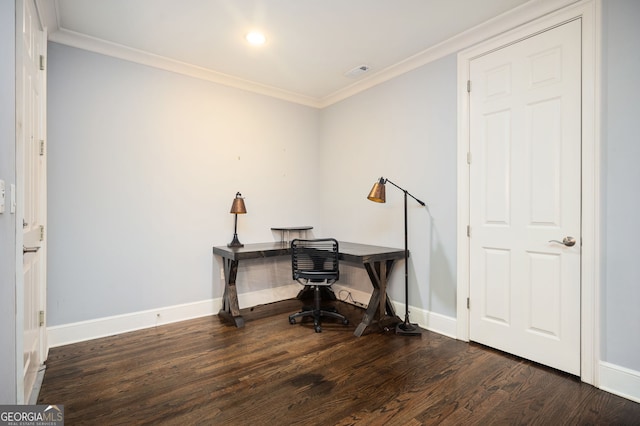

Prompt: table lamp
xmin=367 ymin=177 xmax=425 ymax=336
xmin=228 ymin=192 xmax=247 ymax=248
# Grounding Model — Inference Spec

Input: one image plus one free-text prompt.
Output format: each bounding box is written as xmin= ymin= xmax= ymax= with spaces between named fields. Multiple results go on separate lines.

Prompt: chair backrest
xmin=291 ymin=238 xmax=339 ymax=284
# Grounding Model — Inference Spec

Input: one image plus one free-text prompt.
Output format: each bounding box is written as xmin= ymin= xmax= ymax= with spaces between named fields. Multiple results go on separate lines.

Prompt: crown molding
xmin=34 ymin=0 xmax=59 ymax=33
xmin=45 ymin=0 xmax=579 ymax=109
xmin=48 ymin=28 xmax=323 ymax=108
xmin=318 ymin=0 xmax=581 ymax=107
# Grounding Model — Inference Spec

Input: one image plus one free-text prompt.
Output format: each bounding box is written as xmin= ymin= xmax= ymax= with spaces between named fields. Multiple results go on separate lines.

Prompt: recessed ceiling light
xmin=246 ymin=31 xmax=266 ymax=46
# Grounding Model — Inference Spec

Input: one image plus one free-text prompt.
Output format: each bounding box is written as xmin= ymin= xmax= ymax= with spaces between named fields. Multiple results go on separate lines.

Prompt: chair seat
xmin=296 ymin=270 xmax=337 ymax=282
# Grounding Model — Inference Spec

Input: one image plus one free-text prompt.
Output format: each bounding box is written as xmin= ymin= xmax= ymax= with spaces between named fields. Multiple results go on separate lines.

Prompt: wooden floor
xmin=39 ymin=300 xmax=640 ymax=425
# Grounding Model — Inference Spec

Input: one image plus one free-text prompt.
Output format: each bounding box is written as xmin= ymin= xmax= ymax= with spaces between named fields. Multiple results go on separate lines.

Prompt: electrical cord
xmin=337 ymin=289 xmax=367 ymax=308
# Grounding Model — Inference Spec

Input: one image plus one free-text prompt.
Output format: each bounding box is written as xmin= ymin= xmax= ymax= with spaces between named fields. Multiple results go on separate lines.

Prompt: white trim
xmin=391 ymin=301 xmax=458 ymax=339
xmin=47 ymin=29 xmax=323 ymax=109
xmin=15 ymin=0 xmax=26 ymax=404
xmin=456 ymin=0 xmax=600 ymax=385
xmin=47 ymin=284 xmax=301 ymax=348
xmin=47 ymin=298 xmax=221 ymax=348
xmin=45 ymin=283 xmax=459 ymax=348
xmin=42 ymin=0 xmax=580 ymax=109
xmin=599 ymin=362 xmax=640 ymax=404
xmin=34 ymin=0 xmax=59 ymax=33
xmin=320 ymin=0 xmax=579 ymax=107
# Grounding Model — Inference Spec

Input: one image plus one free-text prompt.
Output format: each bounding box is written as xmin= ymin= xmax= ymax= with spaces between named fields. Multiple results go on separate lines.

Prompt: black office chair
xmin=288 ymin=238 xmax=349 ymax=333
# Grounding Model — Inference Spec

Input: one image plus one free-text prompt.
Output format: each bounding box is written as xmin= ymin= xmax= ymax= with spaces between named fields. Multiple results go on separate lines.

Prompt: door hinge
xmin=467 ymin=152 xmax=472 ymax=165
xmin=39 ymin=55 xmax=45 ymax=71
xmin=467 ymin=298 xmax=470 ymax=309
xmin=39 ymin=140 xmax=45 ymax=156
xmin=467 ymin=225 xmax=471 ymax=238
xmin=467 ymin=80 xmax=471 ymax=93
xmin=39 ymin=225 xmax=44 ymax=241
xmin=39 ymin=310 xmax=45 ymax=327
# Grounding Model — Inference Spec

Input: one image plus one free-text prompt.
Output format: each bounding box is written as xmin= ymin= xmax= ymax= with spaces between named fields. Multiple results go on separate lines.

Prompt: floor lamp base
xmin=395 ymin=319 xmax=422 ymax=336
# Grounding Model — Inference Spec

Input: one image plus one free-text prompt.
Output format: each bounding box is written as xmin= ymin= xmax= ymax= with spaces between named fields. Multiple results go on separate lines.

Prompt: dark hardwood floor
xmin=38 ymin=300 xmax=640 ymax=425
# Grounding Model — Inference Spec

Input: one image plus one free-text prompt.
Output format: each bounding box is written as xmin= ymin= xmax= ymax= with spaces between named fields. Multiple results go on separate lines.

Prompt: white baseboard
xmin=599 ymin=361 xmax=640 ymax=403
xmin=332 ymin=284 xmax=458 ymax=338
xmin=47 ymin=284 xmax=302 ymax=348
xmin=391 ymin=300 xmax=458 ymax=339
xmin=47 ymin=298 xmax=222 ymax=348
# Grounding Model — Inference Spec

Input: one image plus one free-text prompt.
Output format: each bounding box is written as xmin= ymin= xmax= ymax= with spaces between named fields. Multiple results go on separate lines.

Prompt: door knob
xmin=548 ymin=236 xmax=576 ymax=247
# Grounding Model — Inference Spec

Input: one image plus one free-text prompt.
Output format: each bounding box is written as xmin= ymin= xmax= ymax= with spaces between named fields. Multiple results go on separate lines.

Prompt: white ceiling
xmin=39 ymin=0 xmax=537 ymax=107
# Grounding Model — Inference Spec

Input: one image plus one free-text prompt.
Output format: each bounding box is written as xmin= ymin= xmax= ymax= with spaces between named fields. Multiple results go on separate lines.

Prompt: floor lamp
xmin=367 ymin=177 xmax=425 ymax=336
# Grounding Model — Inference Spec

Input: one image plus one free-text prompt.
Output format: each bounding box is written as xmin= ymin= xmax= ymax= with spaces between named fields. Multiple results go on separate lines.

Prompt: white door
xmin=16 ymin=0 xmax=47 ymax=403
xmin=468 ymin=19 xmax=581 ymax=375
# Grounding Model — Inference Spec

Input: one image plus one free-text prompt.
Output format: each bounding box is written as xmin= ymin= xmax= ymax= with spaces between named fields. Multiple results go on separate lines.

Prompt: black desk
xmin=212 ymin=241 xmax=406 ymax=336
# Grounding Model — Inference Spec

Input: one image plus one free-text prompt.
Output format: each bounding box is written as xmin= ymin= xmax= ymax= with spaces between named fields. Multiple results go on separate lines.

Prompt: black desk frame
xmin=212 ymin=241 xmax=406 ymax=336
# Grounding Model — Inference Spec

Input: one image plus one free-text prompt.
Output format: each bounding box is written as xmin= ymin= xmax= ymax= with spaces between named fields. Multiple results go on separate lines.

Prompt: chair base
xmin=289 ymin=307 xmax=349 ymax=333
xmin=289 ymin=286 xmax=349 ymax=333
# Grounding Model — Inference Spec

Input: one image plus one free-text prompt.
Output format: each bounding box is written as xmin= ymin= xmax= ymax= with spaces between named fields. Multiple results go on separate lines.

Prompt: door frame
xmin=456 ymin=0 xmax=600 ymax=385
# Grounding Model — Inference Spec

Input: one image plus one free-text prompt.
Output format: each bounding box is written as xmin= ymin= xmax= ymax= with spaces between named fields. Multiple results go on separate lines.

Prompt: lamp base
xmin=395 ymin=319 xmax=421 ymax=336
xmin=227 ymin=234 xmax=244 ymax=248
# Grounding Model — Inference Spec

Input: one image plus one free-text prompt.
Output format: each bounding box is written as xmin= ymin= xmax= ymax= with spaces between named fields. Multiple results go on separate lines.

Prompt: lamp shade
xmin=230 ymin=192 xmax=247 ymax=214
xmin=367 ymin=178 xmax=386 ymax=203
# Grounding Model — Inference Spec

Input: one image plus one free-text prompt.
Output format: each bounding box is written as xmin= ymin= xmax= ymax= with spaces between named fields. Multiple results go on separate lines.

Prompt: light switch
xmin=0 ymin=180 xmax=5 ymax=213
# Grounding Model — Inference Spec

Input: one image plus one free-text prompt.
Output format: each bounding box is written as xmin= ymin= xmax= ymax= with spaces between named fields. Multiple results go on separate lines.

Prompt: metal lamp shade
xmin=367 ymin=178 xmax=386 ymax=203
xmin=230 ymin=193 xmax=247 ymax=214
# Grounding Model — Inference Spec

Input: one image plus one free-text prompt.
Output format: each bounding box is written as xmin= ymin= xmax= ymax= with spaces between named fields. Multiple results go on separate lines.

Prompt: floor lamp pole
xmin=396 ymin=189 xmax=421 ymax=336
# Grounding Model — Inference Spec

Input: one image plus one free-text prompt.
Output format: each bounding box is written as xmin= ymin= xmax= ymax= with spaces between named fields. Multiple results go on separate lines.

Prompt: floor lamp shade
xmin=228 ymin=192 xmax=246 ymax=248
xmin=367 ymin=177 xmax=386 ymax=203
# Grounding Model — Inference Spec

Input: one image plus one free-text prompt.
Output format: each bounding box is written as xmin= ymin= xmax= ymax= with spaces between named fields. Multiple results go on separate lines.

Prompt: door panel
xmin=17 ymin=0 xmax=46 ymax=403
xmin=469 ymin=19 xmax=581 ymax=375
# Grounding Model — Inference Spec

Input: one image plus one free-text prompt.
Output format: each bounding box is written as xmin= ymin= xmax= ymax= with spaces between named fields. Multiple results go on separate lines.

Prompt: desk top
xmin=213 ymin=241 xmax=407 ymax=264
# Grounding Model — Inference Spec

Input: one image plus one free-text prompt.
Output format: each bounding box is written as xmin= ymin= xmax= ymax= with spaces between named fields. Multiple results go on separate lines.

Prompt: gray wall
xmin=319 ymin=55 xmax=458 ymax=317
xmin=601 ymin=0 xmax=640 ymax=371
xmin=47 ymin=43 xmax=321 ymax=325
xmin=0 ymin=0 xmax=17 ymax=404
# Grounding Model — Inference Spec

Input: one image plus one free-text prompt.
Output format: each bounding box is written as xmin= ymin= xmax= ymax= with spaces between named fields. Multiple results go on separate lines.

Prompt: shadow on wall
xmin=412 ymin=210 xmax=455 ymax=318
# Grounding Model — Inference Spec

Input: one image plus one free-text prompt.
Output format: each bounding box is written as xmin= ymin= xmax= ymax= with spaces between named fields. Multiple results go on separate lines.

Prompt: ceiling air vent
xmin=344 ymin=64 xmax=371 ymax=78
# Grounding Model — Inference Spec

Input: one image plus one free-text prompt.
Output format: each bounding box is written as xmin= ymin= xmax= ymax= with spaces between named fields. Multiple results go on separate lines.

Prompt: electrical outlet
xmin=220 ymin=268 xmax=225 ymax=280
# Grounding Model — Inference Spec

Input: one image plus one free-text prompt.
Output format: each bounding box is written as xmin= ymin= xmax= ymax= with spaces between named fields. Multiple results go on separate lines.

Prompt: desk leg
xmin=218 ymin=257 xmax=245 ymax=328
xmin=354 ymin=259 xmax=401 ymax=337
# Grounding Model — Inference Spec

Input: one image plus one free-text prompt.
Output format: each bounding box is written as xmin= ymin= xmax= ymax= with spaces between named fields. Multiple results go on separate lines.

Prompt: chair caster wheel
xmin=289 ymin=318 xmax=296 ymax=324
xmin=314 ymin=325 xmax=322 ymax=333
xmin=342 ymin=319 xmax=349 ymax=325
